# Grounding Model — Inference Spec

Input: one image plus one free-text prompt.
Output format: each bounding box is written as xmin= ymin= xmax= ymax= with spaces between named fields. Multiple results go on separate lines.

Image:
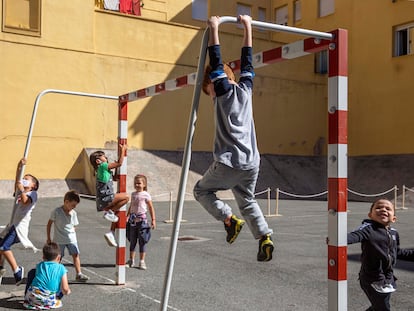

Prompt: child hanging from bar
xmin=193 ymin=15 xmax=274 ymax=262
xmin=89 ymin=144 xmax=129 ymax=247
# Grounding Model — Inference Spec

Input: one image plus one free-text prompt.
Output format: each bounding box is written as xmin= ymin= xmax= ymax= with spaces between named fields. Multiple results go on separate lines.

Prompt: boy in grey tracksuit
xmin=193 ymin=15 xmax=273 ymax=262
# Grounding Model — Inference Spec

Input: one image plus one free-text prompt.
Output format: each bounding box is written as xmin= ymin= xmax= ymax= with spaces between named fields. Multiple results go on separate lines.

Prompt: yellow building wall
xmin=272 ymin=0 xmax=414 ymax=156
xmin=0 ymin=0 xmax=328 ymax=181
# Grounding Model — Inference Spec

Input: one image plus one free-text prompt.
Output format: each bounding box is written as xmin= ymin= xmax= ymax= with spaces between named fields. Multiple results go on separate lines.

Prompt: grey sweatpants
xmin=193 ymin=161 xmax=273 ymax=239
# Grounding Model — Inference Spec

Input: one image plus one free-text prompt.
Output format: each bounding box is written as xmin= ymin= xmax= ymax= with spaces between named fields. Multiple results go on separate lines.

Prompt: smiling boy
xmin=348 ymin=199 xmax=414 ymax=311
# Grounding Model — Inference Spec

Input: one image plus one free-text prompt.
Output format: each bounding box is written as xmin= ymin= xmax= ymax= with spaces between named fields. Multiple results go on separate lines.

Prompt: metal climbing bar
xmin=219 ymin=16 xmax=334 ymax=39
xmin=159 ymin=17 xmax=342 ymax=311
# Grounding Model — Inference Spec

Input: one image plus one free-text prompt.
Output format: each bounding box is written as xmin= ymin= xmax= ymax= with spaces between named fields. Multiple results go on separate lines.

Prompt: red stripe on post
xmin=328 ymin=110 xmax=347 ymax=144
xmin=156 ymin=83 xmax=166 ymax=93
xmin=229 ymin=60 xmax=241 ymax=72
xmin=137 ymin=89 xmax=146 ymax=98
xmin=176 ymin=76 xmax=188 ymax=88
xmin=116 ymin=246 xmax=126 ymax=265
xmin=303 ymin=37 xmax=331 ymax=53
xmin=328 ymin=245 xmax=347 ymax=281
xmin=262 ymin=47 xmax=282 ymax=64
xmin=328 ymin=29 xmax=348 ymax=77
xmin=328 ymin=178 xmax=347 ymax=212
xmin=118 ymin=101 xmax=128 ymax=121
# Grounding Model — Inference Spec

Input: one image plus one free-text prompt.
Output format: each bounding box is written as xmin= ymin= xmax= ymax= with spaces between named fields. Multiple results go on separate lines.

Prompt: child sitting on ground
xmin=23 ymin=242 xmax=71 ymax=310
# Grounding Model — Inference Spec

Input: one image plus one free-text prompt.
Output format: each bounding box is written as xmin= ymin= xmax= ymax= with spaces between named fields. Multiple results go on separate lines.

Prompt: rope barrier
xmin=277 ymin=189 xmax=328 ymax=198
xmin=83 ymin=184 xmax=409 ymax=222
xmin=161 ymin=189 xmax=272 ymax=223
xmin=347 ymin=186 xmax=396 ymax=198
xmin=271 ymin=185 xmax=406 ymax=216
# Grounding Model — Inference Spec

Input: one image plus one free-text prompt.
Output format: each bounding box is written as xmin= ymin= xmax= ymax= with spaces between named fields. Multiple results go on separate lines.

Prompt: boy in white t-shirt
xmin=46 ymin=190 xmax=89 ymax=282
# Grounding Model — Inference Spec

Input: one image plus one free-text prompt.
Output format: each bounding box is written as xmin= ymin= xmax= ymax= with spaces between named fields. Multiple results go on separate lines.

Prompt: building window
xmin=236 ymin=3 xmax=251 ymax=28
xmin=315 ymin=50 xmax=328 ymax=74
xmin=2 ymin=0 xmax=41 ymax=36
xmin=319 ymin=0 xmax=334 ymax=17
xmin=192 ymin=0 xmax=208 ymax=21
xmin=257 ymin=7 xmax=266 ymax=31
xmin=394 ymin=22 xmax=414 ymax=57
xmin=294 ymin=0 xmax=302 ymax=23
xmin=236 ymin=3 xmax=251 ymax=17
xmin=275 ymin=5 xmax=288 ymax=26
xmin=258 ymin=7 xmax=266 ymax=22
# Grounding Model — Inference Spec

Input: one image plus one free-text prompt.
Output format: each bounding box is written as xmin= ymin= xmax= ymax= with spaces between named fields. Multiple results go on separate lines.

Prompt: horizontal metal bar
xmin=219 ymin=16 xmax=334 ymax=40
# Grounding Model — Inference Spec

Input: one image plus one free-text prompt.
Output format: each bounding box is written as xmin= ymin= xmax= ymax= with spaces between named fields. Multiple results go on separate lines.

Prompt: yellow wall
xmin=272 ymin=0 xmax=414 ymax=156
xmin=1 ymin=0 xmax=328 ymax=180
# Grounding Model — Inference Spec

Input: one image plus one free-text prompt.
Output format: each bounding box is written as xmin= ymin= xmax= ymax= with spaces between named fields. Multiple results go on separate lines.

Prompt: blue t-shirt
xmin=31 ymin=261 xmax=67 ymax=293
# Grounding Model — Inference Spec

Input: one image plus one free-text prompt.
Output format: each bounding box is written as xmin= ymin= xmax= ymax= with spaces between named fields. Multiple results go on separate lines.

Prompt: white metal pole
xmin=21 ymin=89 xmax=118 ymax=179
xmin=159 ymin=25 xmax=210 ymax=311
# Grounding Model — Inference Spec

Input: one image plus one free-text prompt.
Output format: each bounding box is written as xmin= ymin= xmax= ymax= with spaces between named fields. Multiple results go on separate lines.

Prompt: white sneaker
xmin=76 ymin=273 xmax=90 ymax=282
xmin=104 ymin=231 xmax=117 ymax=247
xmin=371 ymin=282 xmax=396 ymax=293
xmin=138 ymin=260 xmax=147 ymax=270
xmin=127 ymin=259 xmax=135 ymax=268
xmin=383 ymin=284 xmax=396 ymax=293
xmin=0 ymin=266 xmax=6 ymax=284
xmin=103 ymin=210 xmax=119 ymax=223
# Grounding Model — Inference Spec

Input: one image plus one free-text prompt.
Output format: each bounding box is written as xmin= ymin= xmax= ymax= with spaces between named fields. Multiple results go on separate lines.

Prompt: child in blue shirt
xmin=23 ymin=242 xmax=71 ymax=309
xmin=193 ymin=15 xmax=274 ymax=262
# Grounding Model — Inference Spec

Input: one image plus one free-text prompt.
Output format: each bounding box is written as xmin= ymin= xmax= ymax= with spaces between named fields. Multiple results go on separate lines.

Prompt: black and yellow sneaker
xmin=224 ymin=215 xmax=245 ymax=244
xmin=257 ymin=234 xmax=274 ymax=262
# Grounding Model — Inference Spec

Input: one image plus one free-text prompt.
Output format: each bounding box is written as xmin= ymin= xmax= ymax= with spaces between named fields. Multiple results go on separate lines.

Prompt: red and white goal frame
xmin=21 ymin=16 xmax=347 ymax=310
xmin=117 ymin=17 xmax=348 ymax=311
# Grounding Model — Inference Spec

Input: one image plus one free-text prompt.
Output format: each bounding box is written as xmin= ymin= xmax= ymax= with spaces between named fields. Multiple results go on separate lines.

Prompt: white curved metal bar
xmin=20 ymin=89 xmax=118 ymax=179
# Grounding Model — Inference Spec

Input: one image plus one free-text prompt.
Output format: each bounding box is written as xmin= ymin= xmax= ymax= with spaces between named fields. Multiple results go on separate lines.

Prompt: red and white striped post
xmin=327 ymin=29 xmax=348 ymax=311
xmin=116 ymin=98 xmax=128 ymax=284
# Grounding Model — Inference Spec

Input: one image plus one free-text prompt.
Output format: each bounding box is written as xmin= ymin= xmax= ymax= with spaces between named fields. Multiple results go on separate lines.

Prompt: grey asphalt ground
xmin=1 ymin=197 xmax=414 ymax=310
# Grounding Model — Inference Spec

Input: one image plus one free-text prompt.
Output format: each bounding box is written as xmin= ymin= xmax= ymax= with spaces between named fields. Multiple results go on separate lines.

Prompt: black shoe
xmin=224 ymin=215 xmax=245 ymax=244
xmin=257 ymin=234 xmax=274 ymax=262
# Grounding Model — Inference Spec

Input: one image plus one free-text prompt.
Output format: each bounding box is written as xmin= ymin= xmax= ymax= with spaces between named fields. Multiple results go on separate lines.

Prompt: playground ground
xmin=1 ymin=197 xmax=414 ymax=311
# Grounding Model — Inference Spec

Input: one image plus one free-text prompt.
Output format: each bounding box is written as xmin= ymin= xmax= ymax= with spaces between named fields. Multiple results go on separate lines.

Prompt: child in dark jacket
xmin=348 ymin=198 xmax=414 ymax=311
